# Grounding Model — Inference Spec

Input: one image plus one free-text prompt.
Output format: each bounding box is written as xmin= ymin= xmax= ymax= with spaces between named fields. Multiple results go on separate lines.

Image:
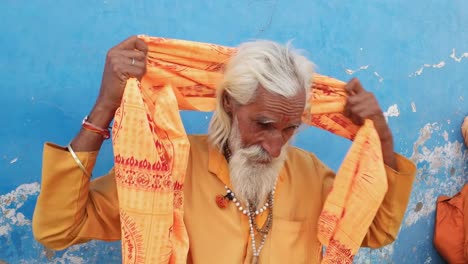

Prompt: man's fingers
xmin=117 ymin=54 xmax=145 ymax=76
xmin=347 ymin=92 xmax=376 ymax=108
xmin=109 ymin=52 xmax=146 ymax=70
xmin=108 ymin=55 xmax=146 ymax=80
xmin=115 ymin=36 xmax=148 ymax=53
xmin=114 ymin=50 xmax=147 ymax=61
xmin=125 ymin=65 xmax=146 ymax=79
xmin=135 ymin=38 xmax=148 ymax=53
xmin=345 ymin=78 xmax=365 ymax=95
xmin=116 ymin=64 xmax=146 ymax=81
xmin=351 ymin=104 xmax=372 ymax=118
xmin=349 ymin=113 xmax=364 ymax=126
xmin=128 ymin=58 xmax=146 ymax=68
xmin=115 ymin=36 xmax=139 ymax=49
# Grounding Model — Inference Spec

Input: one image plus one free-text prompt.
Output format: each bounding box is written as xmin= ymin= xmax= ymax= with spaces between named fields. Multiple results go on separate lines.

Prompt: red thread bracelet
xmin=82 ymin=116 xmax=111 ymax=139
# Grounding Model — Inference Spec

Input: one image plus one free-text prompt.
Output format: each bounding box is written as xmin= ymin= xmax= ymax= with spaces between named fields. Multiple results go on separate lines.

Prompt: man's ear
xmin=222 ymin=92 xmax=233 ymax=116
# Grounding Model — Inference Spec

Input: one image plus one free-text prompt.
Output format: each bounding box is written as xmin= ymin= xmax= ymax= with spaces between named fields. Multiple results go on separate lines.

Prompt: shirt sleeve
xmin=361 ymin=153 xmax=416 ymax=248
xmin=32 ymin=143 xmax=121 ymax=250
xmin=320 ymin=153 xmax=417 ymax=248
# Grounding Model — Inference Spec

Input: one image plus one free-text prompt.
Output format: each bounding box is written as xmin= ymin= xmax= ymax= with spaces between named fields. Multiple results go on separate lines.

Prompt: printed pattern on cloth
xmin=112 ymin=36 xmax=387 ymax=263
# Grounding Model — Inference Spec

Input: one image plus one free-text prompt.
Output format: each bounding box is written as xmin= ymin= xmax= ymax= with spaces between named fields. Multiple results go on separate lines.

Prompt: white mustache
xmin=237 ymin=145 xmax=272 ymax=163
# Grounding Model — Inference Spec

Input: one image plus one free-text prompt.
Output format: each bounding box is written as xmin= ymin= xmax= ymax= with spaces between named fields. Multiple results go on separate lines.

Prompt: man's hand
xmin=71 ymin=36 xmax=148 ymax=152
xmin=344 ymin=78 xmax=397 ymax=170
xmin=96 ymin=35 xmax=148 ymax=113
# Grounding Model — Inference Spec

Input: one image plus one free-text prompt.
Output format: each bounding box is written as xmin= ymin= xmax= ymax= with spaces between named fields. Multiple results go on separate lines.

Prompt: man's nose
xmin=261 ymin=132 xmax=284 ymax=158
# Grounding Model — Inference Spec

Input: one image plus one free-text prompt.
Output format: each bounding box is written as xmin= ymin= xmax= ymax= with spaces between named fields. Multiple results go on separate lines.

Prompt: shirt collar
xmin=208 ymin=143 xmax=232 ymax=188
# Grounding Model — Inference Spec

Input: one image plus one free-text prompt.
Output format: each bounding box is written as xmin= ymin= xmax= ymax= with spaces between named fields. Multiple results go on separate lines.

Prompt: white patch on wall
xmin=345 ymin=65 xmax=369 ymax=75
xmin=0 ymin=183 xmax=40 ymax=235
xmin=0 ymin=183 xmax=117 ymax=263
xmin=48 ymin=245 xmax=86 ymax=264
xmin=404 ymin=123 xmax=467 ymax=227
xmin=442 ymin=131 xmax=449 ymax=141
xmin=411 ymin=124 xmax=463 ymax=174
xmin=409 ymin=61 xmax=445 ymax=77
xmin=383 ymin=104 xmax=400 ymax=122
xmin=411 ymin=102 xmax=417 ymax=112
xmin=355 ymin=244 xmax=395 ymax=263
xmin=373 ymin=71 xmax=384 ymax=82
xmin=0 ymin=225 xmax=11 ymax=236
xmin=450 ymin=48 xmax=468 ymax=62
xmin=10 ymin=157 xmax=18 ymax=164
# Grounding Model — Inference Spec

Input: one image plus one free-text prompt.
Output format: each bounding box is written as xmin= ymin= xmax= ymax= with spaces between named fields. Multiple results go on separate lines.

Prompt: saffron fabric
xmin=33 ymin=36 xmax=417 ymax=264
xmin=111 ymin=36 xmax=408 ymax=263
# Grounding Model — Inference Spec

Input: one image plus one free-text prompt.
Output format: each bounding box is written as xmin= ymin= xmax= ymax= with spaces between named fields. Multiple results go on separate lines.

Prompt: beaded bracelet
xmin=82 ymin=115 xmax=111 ymax=139
xmin=67 ymin=144 xmax=92 ymax=178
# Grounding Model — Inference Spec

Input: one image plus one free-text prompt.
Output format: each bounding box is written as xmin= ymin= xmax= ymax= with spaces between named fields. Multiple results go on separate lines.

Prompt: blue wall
xmin=1 ymin=1 xmax=467 ymax=263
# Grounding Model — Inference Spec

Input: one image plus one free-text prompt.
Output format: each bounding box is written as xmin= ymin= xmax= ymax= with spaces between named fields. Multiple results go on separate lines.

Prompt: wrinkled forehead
xmin=253 ymin=85 xmax=305 ymax=107
xmin=247 ymin=86 xmax=306 ymax=122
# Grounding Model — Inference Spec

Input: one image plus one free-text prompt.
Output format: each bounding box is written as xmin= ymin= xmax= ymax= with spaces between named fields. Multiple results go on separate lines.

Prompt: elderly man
xmin=33 ymin=36 xmax=416 ymax=263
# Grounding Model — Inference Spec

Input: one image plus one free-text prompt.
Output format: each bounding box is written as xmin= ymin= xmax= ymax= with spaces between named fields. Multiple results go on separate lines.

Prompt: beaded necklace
xmin=223 ymin=143 xmax=276 ymax=264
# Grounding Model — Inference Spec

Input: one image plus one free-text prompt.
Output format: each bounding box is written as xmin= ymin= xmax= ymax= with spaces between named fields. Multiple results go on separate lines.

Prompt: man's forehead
xmin=254 ymin=112 xmax=302 ymax=124
xmin=251 ymin=93 xmax=305 ymax=114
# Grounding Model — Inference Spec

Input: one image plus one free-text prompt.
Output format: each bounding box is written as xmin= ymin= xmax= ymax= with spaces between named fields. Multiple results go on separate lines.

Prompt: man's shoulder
xmin=285 ymin=145 xmax=320 ymax=164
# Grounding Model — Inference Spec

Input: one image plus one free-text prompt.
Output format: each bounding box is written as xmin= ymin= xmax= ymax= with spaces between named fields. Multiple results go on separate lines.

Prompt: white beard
xmin=228 ymin=119 xmax=288 ymax=208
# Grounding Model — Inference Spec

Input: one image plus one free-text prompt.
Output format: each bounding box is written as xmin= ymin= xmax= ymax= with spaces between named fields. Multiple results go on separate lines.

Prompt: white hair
xmin=208 ymin=40 xmax=315 ymax=149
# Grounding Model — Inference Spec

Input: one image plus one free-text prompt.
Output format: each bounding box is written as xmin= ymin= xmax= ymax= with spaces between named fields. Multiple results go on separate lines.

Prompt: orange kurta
xmin=33 ymin=136 xmax=415 ymax=263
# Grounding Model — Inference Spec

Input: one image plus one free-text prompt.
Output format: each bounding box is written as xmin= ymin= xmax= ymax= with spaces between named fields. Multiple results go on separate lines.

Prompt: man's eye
xmin=257 ymin=122 xmax=272 ymax=129
xmin=286 ymin=125 xmax=299 ymax=131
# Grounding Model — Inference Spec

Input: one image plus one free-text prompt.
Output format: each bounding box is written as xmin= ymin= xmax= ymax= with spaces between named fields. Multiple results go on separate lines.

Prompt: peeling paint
xmin=384 ymin=104 xmax=400 ymax=122
xmin=404 ymin=123 xmax=467 ymax=227
xmin=44 ymin=248 xmax=56 ymax=260
xmin=411 ymin=102 xmax=417 ymax=112
xmin=449 ymin=48 xmax=468 ymax=62
xmin=414 ymin=202 xmax=423 ymax=212
xmin=405 ymin=188 xmax=438 ymax=226
xmin=355 ymin=244 xmax=395 ymax=263
xmin=0 ymin=183 xmax=122 ymax=263
xmin=409 ymin=61 xmax=445 ymax=77
xmin=345 ymin=65 xmax=369 ymax=75
xmin=0 ymin=183 xmax=40 ymax=237
xmin=412 ymin=138 xmax=464 ymax=174
xmin=411 ymin=123 xmax=439 ymax=158
xmin=9 ymin=158 xmax=18 ymax=164
xmin=0 ymin=225 xmax=11 ymax=236
xmin=373 ymin=71 xmax=383 ymax=82
xmin=46 ymin=246 xmax=86 ymax=264
xmin=442 ymin=131 xmax=449 ymax=141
